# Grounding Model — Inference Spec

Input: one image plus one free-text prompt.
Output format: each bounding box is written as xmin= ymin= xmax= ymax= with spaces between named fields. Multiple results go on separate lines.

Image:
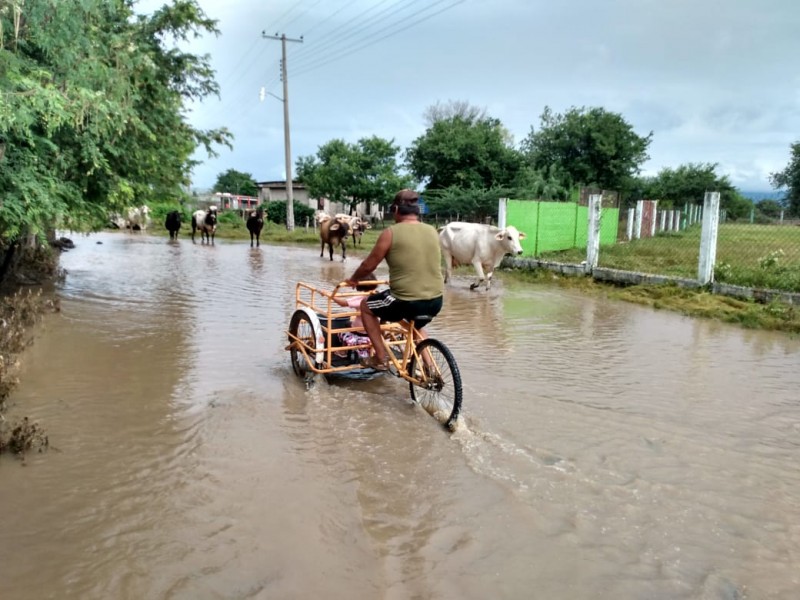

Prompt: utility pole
xmin=263 ymin=32 xmax=303 ymax=230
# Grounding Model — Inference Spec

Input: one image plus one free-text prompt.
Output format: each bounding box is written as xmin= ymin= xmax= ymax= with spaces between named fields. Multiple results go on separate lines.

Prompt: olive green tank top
xmin=386 ymin=222 xmax=444 ymax=301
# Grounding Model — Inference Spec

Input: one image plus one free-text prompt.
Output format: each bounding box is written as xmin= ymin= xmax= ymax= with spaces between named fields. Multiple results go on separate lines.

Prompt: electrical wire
xmin=292 ymin=0 xmax=465 ymax=78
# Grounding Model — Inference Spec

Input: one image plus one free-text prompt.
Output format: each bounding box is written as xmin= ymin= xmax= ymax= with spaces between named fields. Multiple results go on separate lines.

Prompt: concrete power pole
xmin=263 ymin=32 xmax=303 ymax=230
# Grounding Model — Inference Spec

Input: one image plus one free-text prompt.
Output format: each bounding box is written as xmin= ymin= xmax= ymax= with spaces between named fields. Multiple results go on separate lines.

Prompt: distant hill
xmin=740 ymin=190 xmax=786 ymax=203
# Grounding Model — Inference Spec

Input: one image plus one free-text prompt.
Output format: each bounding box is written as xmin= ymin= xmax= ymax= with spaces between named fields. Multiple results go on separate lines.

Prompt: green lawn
xmin=538 ymin=223 xmax=800 ymax=292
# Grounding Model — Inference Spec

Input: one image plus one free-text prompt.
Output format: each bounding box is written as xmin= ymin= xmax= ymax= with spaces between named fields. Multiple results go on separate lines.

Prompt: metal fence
xmin=503 ymin=193 xmax=800 ymax=294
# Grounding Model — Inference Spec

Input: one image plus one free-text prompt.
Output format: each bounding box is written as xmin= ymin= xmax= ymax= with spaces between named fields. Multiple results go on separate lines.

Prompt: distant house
xmin=257 ymin=180 xmax=311 ymax=207
xmin=257 ymin=180 xmax=382 ymax=220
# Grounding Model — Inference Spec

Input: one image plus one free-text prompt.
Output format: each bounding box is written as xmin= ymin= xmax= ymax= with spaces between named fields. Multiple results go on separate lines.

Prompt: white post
xmin=626 ymin=208 xmax=635 ymax=240
xmin=586 ymin=194 xmax=602 ymax=272
xmin=698 ymin=191 xmax=721 ymax=284
xmin=672 ymin=210 xmax=680 ymax=232
xmin=650 ymin=200 xmax=658 ymax=237
xmin=780 ymin=210 xmax=784 ymax=224
xmin=634 ymin=200 xmax=643 ymax=239
xmin=498 ymin=198 xmax=508 ymax=230
xmin=660 ymin=209 xmax=667 ymax=232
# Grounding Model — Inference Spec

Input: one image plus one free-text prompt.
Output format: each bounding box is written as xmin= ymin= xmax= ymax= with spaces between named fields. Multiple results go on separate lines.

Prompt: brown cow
xmin=350 ymin=216 xmax=371 ymax=246
xmin=319 ymin=216 xmax=351 ymax=261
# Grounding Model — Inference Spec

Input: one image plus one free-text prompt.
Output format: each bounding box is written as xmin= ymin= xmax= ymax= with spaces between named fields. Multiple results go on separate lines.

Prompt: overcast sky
xmin=136 ymin=0 xmax=800 ymax=193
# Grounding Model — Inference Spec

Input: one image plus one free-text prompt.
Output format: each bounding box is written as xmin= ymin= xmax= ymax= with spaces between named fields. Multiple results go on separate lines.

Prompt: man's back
xmin=385 ymin=222 xmax=444 ymax=301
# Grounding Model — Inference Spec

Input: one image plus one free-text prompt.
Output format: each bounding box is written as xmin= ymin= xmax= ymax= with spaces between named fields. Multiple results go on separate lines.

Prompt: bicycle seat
xmin=411 ymin=315 xmax=434 ymax=328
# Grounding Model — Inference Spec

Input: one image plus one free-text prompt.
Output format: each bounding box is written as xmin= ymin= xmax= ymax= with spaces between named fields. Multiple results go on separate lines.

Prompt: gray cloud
xmin=138 ymin=0 xmax=800 ymax=191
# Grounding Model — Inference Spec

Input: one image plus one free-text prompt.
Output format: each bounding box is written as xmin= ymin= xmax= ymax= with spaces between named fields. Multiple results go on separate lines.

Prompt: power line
xmin=289 ymin=0 xmax=400 ymax=65
xmin=291 ymin=0 xmax=421 ymax=70
xmin=292 ymin=0 xmax=465 ymax=78
xmin=215 ymin=35 xmax=262 ymax=91
xmin=298 ymin=0 xmax=353 ymax=38
xmin=282 ymin=0 xmax=325 ymax=31
xmin=269 ymin=0 xmax=306 ymax=33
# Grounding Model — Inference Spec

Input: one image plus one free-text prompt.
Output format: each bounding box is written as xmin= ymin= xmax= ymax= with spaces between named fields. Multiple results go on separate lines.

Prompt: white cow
xmin=126 ymin=205 xmax=151 ymax=231
xmin=439 ymin=222 xmax=526 ymax=290
xmin=332 ymin=213 xmax=371 ymax=245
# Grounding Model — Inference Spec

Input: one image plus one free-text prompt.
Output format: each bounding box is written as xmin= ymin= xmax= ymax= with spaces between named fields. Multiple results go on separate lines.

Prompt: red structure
xmin=214 ymin=193 xmax=260 ymax=211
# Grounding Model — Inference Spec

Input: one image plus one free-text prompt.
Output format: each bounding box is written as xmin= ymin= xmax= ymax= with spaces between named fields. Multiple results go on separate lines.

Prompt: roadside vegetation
xmin=538 ymin=224 xmax=800 ymax=292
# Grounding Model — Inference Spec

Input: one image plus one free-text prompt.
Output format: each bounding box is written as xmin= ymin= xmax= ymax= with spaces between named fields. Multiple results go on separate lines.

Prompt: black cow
xmin=165 ymin=210 xmax=182 ymax=240
xmin=246 ymin=206 xmax=265 ymax=247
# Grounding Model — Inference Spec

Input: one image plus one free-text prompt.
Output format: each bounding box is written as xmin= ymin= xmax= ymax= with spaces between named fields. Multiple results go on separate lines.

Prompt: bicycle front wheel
xmin=408 ymin=338 xmax=462 ymax=430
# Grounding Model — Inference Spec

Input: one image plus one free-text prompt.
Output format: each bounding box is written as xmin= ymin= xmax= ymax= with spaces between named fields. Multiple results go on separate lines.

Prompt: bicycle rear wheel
xmin=408 ymin=338 xmax=462 ymax=430
xmin=288 ymin=310 xmax=319 ymax=377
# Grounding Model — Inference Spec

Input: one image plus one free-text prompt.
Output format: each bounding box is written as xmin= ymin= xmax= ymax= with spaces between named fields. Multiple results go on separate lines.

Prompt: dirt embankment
xmin=0 ymin=242 xmax=66 ymax=456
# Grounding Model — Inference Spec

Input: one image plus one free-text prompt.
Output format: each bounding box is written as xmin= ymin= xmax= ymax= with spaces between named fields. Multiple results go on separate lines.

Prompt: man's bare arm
xmin=346 ymin=229 xmax=393 ymax=285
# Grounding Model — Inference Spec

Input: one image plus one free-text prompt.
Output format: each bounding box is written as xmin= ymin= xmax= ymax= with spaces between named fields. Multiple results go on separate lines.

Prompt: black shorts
xmin=365 ymin=289 xmax=443 ymax=328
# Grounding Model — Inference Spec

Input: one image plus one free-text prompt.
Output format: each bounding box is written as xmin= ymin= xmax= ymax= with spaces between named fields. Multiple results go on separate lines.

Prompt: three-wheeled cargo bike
xmin=285 ymin=281 xmax=462 ymax=430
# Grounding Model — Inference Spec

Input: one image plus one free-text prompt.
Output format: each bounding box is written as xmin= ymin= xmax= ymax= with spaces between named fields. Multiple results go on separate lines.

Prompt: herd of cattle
xmin=112 ymin=205 xmax=526 ymax=290
xmin=315 ymin=211 xmax=526 ymax=290
xmin=112 ymin=205 xmax=223 ymax=244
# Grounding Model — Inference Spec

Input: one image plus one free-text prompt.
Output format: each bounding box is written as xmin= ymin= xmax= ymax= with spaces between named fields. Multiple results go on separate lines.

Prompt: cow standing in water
xmin=164 ymin=210 xmax=182 ymax=240
xmin=246 ymin=206 xmax=265 ymax=247
xmin=191 ymin=206 xmax=218 ymax=244
xmin=318 ymin=215 xmax=351 ymax=261
xmin=438 ymin=222 xmax=526 ymax=290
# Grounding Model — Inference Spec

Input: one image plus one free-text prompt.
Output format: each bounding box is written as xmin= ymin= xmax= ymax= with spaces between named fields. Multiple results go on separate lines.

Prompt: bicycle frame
xmin=287 ymin=281 xmax=437 ymax=384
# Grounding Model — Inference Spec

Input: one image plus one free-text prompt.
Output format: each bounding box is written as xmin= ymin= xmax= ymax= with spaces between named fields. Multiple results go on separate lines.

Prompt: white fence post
xmin=586 ymin=194 xmax=602 ymax=273
xmin=626 ymin=208 xmax=635 ymax=240
xmin=498 ymin=198 xmax=508 ymax=230
xmin=698 ymin=191 xmax=721 ymax=284
xmin=650 ymin=200 xmax=658 ymax=237
xmin=634 ymin=200 xmax=643 ymax=239
xmin=660 ymin=209 xmax=667 ymax=232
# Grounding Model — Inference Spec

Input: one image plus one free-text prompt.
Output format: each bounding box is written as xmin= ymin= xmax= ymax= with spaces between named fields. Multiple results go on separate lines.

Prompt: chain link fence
xmin=506 ymin=191 xmax=800 ymax=293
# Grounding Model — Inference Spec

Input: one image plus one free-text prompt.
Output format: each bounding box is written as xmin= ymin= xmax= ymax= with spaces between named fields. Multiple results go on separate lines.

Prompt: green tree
xmin=213 ymin=169 xmax=258 ymax=196
xmin=522 ymin=106 xmax=652 ymax=193
xmin=638 ymin=163 xmax=751 ymax=220
xmin=423 ymin=99 xmax=488 ymax=127
xmin=770 ymin=141 xmax=800 ymax=217
xmin=757 ymin=199 xmax=784 ymax=219
xmin=405 ymin=104 xmax=523 ymax=190
xmin=265 ymin=200 xmax=315 ymax=226
xmin=296 ymin=136 xmax=412 ymax=214
xmin=0 ymin=0 xmax=230 ymax=248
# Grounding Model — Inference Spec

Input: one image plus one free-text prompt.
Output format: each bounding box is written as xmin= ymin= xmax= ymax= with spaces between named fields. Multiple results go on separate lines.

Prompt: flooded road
xmin=1 ymin=230 xmax=799 ymax=600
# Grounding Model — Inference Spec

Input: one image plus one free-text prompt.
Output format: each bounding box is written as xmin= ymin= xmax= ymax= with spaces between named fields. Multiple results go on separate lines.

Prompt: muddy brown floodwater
xmin=1 ymin=231 xmax=799 ymax=600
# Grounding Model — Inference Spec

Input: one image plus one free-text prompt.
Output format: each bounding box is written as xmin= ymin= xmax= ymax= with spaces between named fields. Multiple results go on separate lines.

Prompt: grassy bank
xmin=0 ymin=245 xmax=60 ymax=456
xmin=539 ymin=223 xmax=800 ymax=292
